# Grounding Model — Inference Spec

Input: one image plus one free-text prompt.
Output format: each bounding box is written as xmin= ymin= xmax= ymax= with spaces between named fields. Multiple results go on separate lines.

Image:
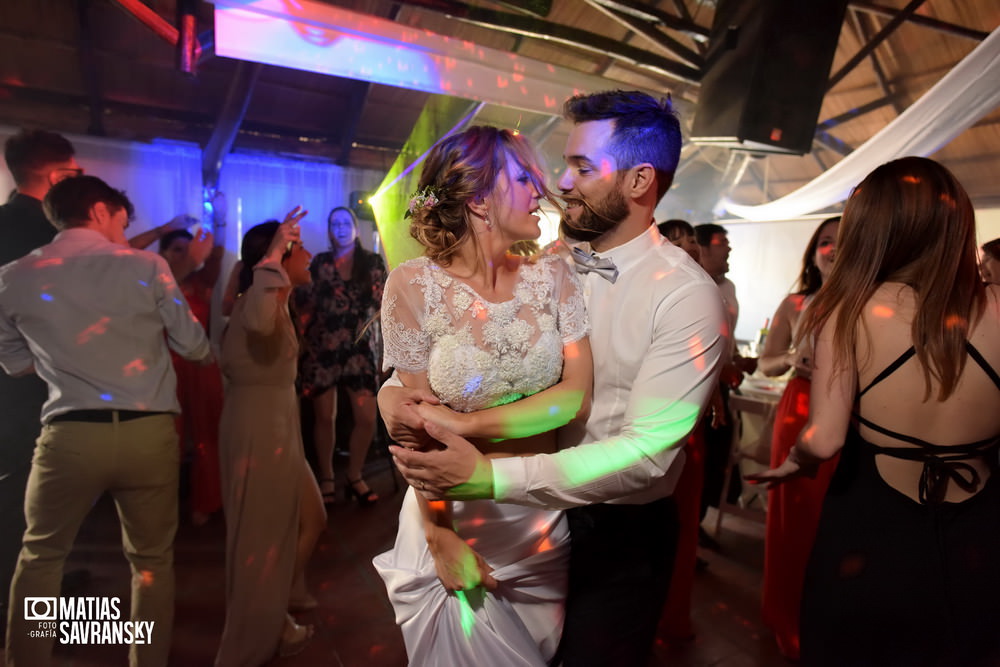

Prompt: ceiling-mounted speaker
xmin=691 ymin=0 xmax=849 ymax=155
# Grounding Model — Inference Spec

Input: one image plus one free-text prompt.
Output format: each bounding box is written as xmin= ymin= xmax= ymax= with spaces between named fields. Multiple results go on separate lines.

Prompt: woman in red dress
xmin=755 ymin=216 xmax=840 ymax=659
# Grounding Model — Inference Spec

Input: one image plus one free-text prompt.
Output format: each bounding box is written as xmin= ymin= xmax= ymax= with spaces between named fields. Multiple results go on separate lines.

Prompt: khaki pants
xmin=6 ymin=413 xmax=178 ymax=667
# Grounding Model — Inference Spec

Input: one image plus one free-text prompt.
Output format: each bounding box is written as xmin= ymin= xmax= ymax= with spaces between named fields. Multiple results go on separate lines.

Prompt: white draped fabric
xmin=724 ymin=26 xmax=1000 ymax=221
xmin=0 ymin=129 xmax=203 ymax=230
xmin=217 ymin=152 xmax=383 ymax=258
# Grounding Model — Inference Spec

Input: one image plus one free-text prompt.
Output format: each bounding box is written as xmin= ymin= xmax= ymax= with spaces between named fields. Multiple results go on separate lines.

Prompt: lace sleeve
xmin=380 ymin=263 xmax=431 ymax=373
xmin=550 ymin=256 xmax=590 ymax=344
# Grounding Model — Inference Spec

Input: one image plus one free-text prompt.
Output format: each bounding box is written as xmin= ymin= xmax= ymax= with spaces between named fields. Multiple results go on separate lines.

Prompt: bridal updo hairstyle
xmin=408 ymin=126 xmax=552 ymax=266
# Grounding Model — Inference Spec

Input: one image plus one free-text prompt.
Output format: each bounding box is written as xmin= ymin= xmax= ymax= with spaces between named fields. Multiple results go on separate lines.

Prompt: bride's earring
xmin=483 ymin=212 xmax=493 ymax=231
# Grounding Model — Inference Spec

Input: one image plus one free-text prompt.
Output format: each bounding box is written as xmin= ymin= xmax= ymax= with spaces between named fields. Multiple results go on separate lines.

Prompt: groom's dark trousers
xmin=557 ymin=496 xmax=679 ymax=666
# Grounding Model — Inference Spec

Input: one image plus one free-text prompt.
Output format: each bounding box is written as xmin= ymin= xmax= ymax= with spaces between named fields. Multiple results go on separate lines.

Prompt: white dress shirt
xmin=491 ymin=225 xmax=727 ymax=508
xmin=0 ymin=227 xmax=211 ymax=423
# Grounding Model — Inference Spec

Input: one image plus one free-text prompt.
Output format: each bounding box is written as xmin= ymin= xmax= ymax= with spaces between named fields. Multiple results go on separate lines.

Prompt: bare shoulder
xmin=972 ymin=284 xmax=1000 ymax=345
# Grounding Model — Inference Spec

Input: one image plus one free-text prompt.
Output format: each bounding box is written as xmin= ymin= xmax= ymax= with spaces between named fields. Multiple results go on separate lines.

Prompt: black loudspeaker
xmin=349 ymin=191 xmax=375 ymax=221
xmin=690 ymin=0 xmax=848 ymax=155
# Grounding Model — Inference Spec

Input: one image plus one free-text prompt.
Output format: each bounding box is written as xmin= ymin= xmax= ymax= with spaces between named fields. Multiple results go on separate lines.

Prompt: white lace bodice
xmin=382 ymin=254 xmax=589 ymax=412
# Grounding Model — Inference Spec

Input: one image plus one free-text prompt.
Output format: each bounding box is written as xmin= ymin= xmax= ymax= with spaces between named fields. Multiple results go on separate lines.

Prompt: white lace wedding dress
xmin=373 ymin=254 xmax=589 ymax=666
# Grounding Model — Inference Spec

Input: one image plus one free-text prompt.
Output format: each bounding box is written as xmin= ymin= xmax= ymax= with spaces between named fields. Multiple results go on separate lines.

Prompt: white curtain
xmin=0 ymin=128 xmax=203 ymax=233
xmin=217 ymin=151 xmax=383 ymax=259
xmin=724 ymin=26 xmax=1000 ymax=221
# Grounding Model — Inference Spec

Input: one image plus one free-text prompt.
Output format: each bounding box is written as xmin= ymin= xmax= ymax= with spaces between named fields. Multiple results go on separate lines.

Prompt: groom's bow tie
xmin=570 ymin=247 xmax=619 ymax=284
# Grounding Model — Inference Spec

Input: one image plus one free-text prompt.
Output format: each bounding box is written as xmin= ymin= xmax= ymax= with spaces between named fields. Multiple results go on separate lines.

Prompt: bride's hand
xmin=425 ymin=526 xmax=497 ymax=592
xmin=416 ymin=403 xmax=466 ymax=436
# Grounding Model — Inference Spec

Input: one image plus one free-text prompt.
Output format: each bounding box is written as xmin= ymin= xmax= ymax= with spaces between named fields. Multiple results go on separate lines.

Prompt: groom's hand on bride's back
xmin=391 ymin=422 xmax=495 ymax=501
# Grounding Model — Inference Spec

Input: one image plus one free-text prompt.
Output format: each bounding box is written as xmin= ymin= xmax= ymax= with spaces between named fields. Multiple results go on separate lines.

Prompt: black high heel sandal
xmin=318 ymin=478 xmax=337 ymax=506
xmin=346 ymin=478 xmax=378 ymax=506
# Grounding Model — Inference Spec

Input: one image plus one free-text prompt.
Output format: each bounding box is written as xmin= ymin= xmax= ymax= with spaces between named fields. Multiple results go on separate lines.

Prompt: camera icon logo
xmin=24 ymin=597 xmax=57 ymax=621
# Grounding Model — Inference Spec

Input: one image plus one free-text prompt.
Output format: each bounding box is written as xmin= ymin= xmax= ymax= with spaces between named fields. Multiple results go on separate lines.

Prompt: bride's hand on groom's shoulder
xmin=426 ymin=525 xmax=497 ymax=592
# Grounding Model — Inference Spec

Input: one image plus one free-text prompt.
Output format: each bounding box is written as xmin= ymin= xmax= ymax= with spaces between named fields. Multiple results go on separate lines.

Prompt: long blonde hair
xmin=797 ymin=157 xmax=985 ymax=400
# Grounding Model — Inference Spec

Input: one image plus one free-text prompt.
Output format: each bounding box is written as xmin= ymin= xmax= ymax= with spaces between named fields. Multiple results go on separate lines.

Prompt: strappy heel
xmin=346 ymin=477 xmax=378 ymax=506
xmin=318 ymin=478 xmax=336 ymax=506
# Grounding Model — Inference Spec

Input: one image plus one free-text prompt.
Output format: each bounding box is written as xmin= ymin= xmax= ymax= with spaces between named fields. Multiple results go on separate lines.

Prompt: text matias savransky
xmin=23 ymin=596 xmax=155 ymax=645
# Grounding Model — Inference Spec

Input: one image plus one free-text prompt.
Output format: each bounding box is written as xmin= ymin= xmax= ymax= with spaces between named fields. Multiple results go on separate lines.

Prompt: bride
xmin=373 ymin=126 xmax=592 ymax=665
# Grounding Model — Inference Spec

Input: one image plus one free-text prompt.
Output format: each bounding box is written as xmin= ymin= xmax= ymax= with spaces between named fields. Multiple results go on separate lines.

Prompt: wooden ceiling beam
xmin=848 ymin=1 xmax=989 ymax=41
xmin=75 ymin=0 xmax=106 ymax=136
xmin=581 ymin=0 xmax=704 ymax=68
xmin=396 ymin=0 xmax=702 ymax=84
xmin=814 ymin=131 xmax=854 ymax=156
xmin=816 ymin=95 xmax=895 ymax=131
xmin=586 ymin=0 xmax=710 ymax=43
xmin=202 ymin=61 xmax=261 ymax=188
xmin=827 ymin=0 xmax=927 ymax=91
xmin=847 ymin=8 xmax=904 ymax=114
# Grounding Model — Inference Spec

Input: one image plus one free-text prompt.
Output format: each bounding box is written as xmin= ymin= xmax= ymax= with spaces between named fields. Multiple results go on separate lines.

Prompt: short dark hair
xmin=694 ymin=223 xmax=727 ymax=247
xmin=43 ymin=175 xmax=133 ymax=230
xmin=159 ymin=228 xmax=193 ymax=252
xmin=563 ymin=90 xmax=681 ymax=201
xmin=657 ymin=218 xmax=694 ymax=241
xmin=237 ymin=220 xmax=282 ymax=294
xmin=5 ymin=129 xmax=75 ymax=186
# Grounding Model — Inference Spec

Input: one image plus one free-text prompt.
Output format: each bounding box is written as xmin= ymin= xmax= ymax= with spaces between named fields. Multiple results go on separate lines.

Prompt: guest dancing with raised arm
xmin=754 ymin=216 xmax=840 ymax=659
xmin=215 ymin=213 xmax=327 ymax=666
xmin=373 ymin=125 xmax=592 ymax=665
xmin=750 ymin=157 xmax=1000 ymax=666
xmin=156 ymin=196 xmax=228 ymax=526
xmin=294 ymin=206 xmax=386 ymax=505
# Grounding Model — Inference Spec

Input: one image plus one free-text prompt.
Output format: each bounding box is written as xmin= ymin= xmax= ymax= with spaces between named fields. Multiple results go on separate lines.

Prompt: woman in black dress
xmin=295 ymin=206 xmax=386 ymax=505
xmin=750 ymin=157 xmax=1000 ymax=666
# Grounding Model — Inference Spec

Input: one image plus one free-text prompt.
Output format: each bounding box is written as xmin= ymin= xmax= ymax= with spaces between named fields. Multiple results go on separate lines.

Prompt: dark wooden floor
xmin=2 ymin=456 xmax=789 ymax=666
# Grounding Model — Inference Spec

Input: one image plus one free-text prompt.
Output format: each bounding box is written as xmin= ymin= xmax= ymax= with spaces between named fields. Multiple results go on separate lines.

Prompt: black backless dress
xmin=800 ymin=343 xmax=1000 ymax=667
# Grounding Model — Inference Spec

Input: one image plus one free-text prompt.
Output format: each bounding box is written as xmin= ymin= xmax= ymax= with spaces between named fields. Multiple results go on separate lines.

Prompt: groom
xmin=383 ymin=90 xmax=726 ymax=665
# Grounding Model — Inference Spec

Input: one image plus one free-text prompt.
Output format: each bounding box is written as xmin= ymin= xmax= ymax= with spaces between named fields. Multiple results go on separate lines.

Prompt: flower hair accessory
xmin=405 ymin=185 xmax=443 ymax=219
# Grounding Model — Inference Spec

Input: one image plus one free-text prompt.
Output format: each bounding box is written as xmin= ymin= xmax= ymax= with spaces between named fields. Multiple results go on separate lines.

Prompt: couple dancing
xmin=373 ymin=90 xmax=728 ymax=665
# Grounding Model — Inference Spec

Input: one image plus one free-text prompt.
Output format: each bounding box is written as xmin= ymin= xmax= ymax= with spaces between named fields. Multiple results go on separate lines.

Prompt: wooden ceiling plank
xmin=849 ymin=1 xmax=989 ymax=42
xmin=827 ymin=0 xmax=928 ymax=91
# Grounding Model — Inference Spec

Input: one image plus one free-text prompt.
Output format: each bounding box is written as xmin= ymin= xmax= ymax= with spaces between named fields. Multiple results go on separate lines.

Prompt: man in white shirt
xmin=384 ymin=91 xmax=726 ymax=664
xmin=0 ymin=176 xmax=211 ymax=666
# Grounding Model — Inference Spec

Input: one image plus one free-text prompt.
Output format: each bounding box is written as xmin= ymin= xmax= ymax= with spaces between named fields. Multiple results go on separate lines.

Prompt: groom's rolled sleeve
xmin=492 ymin=279 xmax=726 ymax=509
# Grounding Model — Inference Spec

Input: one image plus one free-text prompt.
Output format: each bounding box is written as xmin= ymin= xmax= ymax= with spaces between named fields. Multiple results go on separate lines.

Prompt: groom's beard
xmin=559 ymin=185 xmax=629 ymax=243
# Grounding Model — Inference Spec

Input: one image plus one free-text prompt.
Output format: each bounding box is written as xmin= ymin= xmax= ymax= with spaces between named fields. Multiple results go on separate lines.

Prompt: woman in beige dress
xmin=215 ymin=212 xmax=326 ymax=665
